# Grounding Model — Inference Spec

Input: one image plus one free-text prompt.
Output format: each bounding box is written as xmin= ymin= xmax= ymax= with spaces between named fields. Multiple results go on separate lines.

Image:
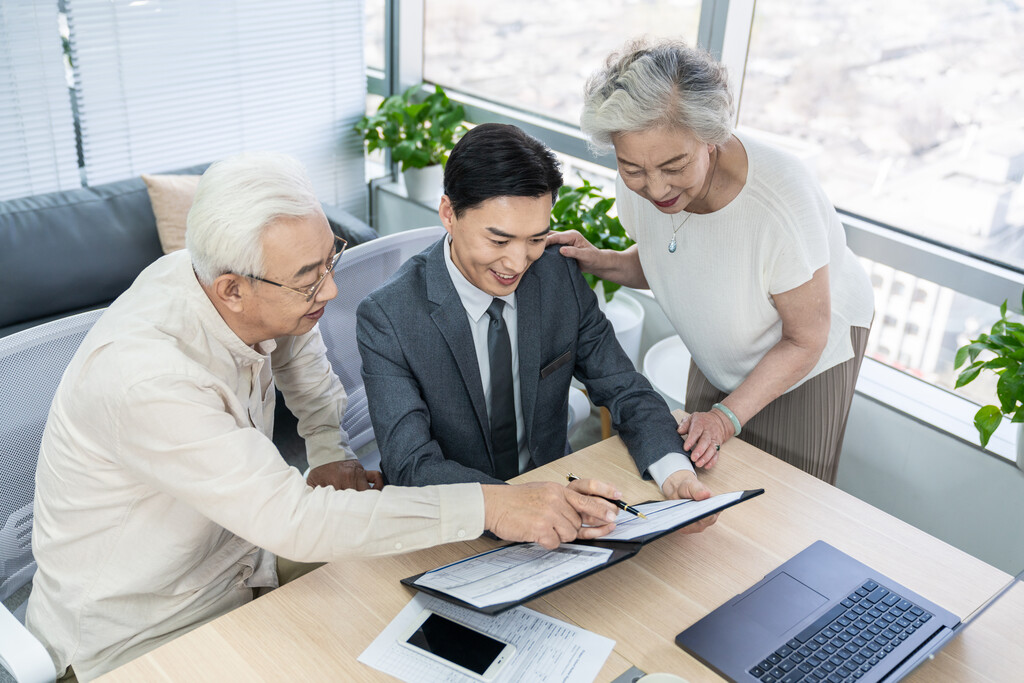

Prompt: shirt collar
xmin=443 ymin=235 xmax=516 ymax=323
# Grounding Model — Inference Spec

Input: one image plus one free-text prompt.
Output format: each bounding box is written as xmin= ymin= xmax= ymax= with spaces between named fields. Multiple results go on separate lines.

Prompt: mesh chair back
xmin=319 ymin=227 xmax=445 ymax=449
xmin=0 ymin=309 xmax=104 ymax=603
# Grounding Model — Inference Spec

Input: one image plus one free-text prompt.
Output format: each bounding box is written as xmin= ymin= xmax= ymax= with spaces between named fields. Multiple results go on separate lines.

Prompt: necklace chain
xmin=668 ymin=145 xmax=719 ymax=254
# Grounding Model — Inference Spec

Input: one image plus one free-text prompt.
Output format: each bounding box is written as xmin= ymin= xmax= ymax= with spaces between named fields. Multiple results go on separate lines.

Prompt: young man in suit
xmin=357 ymin=123 xmax=711 ymax=502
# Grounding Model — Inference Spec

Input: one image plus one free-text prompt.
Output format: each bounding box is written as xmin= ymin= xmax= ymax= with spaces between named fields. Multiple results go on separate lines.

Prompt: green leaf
xmin=974 ymin=405 xmax=1003 ymax=448
xmin=981 ymin=357 xmax=1017 ymax=371
xmin=996 ymin=372 xmax=1024 ymax=414
xmin=954 ymin=344 xmax=970 ymax=370
xmin=955 ymin=364 xmax=982 ymax=388
xmin=1000 ymin=299 xmax=1007 ymax=319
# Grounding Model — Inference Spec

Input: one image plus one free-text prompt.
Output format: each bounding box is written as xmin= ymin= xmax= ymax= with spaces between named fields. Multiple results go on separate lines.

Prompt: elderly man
xmin=26 ymin=153 xmax=618 ymax=681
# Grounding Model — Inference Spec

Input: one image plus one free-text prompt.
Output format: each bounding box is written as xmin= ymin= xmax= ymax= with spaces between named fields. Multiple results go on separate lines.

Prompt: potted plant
xmin=954 ymin=290 xmax=1024 ymax=466
xmin=354 ymin=83 xmax=467 ymax=204
xmin=550 ymin=177 xmax=645 ymax=366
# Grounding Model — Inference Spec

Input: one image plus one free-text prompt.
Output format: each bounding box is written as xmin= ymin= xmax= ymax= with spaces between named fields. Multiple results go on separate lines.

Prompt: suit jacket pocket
xmin=540 ymin=349 xmax=572 ymax=379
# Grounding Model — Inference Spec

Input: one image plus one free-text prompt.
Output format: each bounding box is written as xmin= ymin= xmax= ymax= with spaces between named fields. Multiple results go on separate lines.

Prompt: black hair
xmin=443 ymin=123 xmax=563 ymax=218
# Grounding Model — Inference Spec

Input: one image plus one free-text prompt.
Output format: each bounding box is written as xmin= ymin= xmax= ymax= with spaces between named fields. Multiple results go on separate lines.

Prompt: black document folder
xmin=401 ymin=489 xmax=764 ymax=614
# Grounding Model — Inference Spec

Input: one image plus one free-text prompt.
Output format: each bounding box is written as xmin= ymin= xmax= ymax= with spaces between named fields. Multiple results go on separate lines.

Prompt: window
xmin=0 ymin=1 xmax=80 ymax=200
xmin=65 ymin=0 xmax=366 ymax=212
xmin=741 ymin=0 xmax=1024 ymax=271
xmin=423 ymin=0 xmax=701 ymax=124
xmin=860 ymin=257 xmax=1001 ymax=407
xmin=366 ymin=0 xmax=384 ymax=71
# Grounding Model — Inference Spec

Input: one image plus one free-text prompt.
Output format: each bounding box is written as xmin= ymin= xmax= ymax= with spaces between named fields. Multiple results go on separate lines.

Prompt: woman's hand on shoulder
xmin=547 ymin=229 xmax=604 ymax=273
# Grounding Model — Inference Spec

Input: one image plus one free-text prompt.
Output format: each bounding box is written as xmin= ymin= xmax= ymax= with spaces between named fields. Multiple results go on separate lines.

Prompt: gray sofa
xmin=0 ymin=165 xmax=377 ymax=338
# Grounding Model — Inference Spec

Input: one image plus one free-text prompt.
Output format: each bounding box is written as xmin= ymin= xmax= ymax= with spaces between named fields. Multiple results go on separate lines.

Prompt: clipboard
xmin=401 ymin=488 xmax=764 ymax=614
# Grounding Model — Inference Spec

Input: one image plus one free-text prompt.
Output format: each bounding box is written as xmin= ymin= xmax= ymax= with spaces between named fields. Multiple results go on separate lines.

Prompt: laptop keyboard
xmin=748 ymin=580 xmax=933 ymax=683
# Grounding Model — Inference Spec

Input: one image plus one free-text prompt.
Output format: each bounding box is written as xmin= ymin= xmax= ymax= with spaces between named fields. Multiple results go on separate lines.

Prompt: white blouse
xmin=616 ymin=132 xmax=874 ymax=393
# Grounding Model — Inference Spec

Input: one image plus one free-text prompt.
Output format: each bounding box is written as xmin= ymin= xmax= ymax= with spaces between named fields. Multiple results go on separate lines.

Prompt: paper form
xmin=599 ymin=490 xmax=746 ymax=541
xmin=358 ymin=593 xmax=615 ymax=683
xmin=414 ymin=543 xmax=613 ymax=608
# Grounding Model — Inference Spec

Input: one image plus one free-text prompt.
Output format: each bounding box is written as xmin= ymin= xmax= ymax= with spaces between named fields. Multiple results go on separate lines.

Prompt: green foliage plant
xmin=354 ymin=84 xmax=467 ymax=172
xmin=954 ymin=291 xmax=1024 ymax=448
xmin=549 ymin=176 xmax=635 ymax=303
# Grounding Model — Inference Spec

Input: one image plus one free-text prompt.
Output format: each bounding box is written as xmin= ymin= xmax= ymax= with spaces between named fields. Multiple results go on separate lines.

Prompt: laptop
xmin=676 ymin=540 xmax=1023 ymax=683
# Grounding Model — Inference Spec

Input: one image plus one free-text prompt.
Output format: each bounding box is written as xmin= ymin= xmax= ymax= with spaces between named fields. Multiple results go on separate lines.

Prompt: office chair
xmin=318 ymin=226 xmax=448 ymax=471
xmin=0 ymin=309 xmax=105 ymax=683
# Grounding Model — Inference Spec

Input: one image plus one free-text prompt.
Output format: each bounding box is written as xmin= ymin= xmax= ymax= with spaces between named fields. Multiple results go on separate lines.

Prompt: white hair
xmin=580 ymin=38 xmax=734 ymax=152
xmin=186 ymin=152 xmax=321 ymax=286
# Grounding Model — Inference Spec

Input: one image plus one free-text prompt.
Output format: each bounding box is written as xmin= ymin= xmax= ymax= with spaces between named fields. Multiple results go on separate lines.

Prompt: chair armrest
xmin=0 ymin=604 xmax=55 ymax=683
xmin=321 ymin=203 xmax=378 ymax=246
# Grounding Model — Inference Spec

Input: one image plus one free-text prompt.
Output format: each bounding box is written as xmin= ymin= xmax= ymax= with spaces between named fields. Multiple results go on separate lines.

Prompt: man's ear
xmin=211 ymin=273 xmax=247 ymax=313
xmin=438 ymin=195 xmax=456 ymax=236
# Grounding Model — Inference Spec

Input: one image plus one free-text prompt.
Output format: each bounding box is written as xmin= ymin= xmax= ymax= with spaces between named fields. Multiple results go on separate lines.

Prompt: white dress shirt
xmin=444 ymin=237 xmax=531 ymax=472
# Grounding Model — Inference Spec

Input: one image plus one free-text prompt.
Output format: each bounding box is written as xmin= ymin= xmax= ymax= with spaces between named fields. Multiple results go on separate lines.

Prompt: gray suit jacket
xmin=356 ymin=239 xmax=686 ymax=486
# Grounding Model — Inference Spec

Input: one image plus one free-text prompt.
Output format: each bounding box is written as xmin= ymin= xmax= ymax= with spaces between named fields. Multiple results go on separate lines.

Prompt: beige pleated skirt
xmin=685 ymin=326 xmax=871 ymax=485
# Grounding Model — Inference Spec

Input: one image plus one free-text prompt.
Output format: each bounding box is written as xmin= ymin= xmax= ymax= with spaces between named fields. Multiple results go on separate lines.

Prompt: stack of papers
xmin=358 ymin=593 xmax=615 ymax=683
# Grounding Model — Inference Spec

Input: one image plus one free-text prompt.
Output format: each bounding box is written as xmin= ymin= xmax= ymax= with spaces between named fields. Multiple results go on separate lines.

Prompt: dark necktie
xmin=486 ymin=298 xmax=518 ymax=480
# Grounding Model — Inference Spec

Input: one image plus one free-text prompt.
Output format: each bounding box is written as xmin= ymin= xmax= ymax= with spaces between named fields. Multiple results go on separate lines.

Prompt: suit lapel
xmin=516 ymin=267 xmax=541 ymax=450
xmin=425 ymin=240 xmax=492 ymax=454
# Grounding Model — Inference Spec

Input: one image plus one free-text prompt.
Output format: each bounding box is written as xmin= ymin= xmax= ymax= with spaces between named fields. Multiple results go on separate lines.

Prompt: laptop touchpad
xmin=733 ymin=572 xmax=828 ymax=635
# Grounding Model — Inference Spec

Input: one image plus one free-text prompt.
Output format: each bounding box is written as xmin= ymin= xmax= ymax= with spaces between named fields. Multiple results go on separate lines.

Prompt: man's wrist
xmin=647 ymin=452 xmax=695 ymax=489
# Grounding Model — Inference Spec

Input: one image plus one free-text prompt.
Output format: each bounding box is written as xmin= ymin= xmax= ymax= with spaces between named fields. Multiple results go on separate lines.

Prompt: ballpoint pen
xmin=566 ymin=472 xmax=647 ymax=519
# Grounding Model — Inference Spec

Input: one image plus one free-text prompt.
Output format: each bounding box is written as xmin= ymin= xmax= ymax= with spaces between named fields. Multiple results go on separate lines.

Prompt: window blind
xmin=66 ymin=0 xmax=366 ymax=215
xmin=0 ymin=1 xmax=80 ymax=201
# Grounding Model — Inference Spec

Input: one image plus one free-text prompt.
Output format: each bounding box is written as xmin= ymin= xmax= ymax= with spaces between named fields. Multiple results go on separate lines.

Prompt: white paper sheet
xmin=358 ymin=593 xmax=615 ymax=683
xmin=414 ymin=543 xmax=613 ymax=608
xmin=599 ymin=490 xmax=746 ymax=541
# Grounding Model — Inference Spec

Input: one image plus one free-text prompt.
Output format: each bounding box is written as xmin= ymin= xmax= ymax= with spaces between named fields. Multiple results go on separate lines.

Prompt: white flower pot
xmin=402 ymin=164 xmax=444 ymax=206
xmin=603 ymin=289 xmax=645 ymax=369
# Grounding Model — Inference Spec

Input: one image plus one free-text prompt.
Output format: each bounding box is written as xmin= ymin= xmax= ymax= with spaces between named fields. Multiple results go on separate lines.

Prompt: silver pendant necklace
xmin=667 ymin=145 xmax=719 ymax=254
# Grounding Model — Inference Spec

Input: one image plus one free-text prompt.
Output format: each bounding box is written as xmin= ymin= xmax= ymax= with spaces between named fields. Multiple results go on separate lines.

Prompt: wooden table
xmin=99 ymin=424 xmax=1020 ymax=682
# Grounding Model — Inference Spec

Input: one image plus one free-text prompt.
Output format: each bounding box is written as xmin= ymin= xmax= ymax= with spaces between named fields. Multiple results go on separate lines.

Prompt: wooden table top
xmin=99 ymin=424 xmax=1018 ymax=682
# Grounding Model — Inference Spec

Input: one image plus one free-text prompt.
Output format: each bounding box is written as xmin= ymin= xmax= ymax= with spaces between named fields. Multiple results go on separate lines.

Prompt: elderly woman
xmin=550 ymin=39 xmax=874 ymax=485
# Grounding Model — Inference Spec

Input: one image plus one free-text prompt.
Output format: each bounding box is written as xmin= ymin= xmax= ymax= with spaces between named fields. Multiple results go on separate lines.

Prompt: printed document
xmin=600 ymin=490 xmax=746 ymax=541
xmin=414 ymin=543 xmax=612 ymax=608
xmin=358 ymin=593 xmax=615 ymax=683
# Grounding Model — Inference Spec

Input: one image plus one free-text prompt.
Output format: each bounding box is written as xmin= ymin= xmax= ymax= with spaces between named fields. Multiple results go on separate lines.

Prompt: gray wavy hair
xmin=186 ymin=152 xmax=321 ymax=286
xmin=580 ymin=38 xmax=734 ymax=152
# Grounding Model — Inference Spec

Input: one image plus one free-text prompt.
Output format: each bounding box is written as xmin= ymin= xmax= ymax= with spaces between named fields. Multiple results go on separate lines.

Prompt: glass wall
xmin=423 ymin=0 xmax=701 ymax=124
xmin=365 ymin=0 xmax=385 ymax=71
xmin=741 ymin=0 xmax=1024 ymax=270
xmin=739 ymin=0 xmax=1024 ymax=405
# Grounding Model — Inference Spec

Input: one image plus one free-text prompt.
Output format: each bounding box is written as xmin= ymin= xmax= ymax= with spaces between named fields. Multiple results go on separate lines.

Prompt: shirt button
xmin=457 ymin=529 xmax=467 ymax=538
xmin=394 ymin=542 xmax=403 ymax=550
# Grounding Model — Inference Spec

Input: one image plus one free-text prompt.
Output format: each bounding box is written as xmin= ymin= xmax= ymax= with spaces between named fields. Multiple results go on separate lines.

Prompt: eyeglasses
xmin=244 ymin=235 xmax=347 ymax=302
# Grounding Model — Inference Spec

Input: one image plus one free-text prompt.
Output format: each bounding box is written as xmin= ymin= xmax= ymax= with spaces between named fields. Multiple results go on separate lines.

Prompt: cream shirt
xmin=26 ymin=250 xmax=485 ymax=681
xmin=616 ymin=132 xmax=874 ymax=393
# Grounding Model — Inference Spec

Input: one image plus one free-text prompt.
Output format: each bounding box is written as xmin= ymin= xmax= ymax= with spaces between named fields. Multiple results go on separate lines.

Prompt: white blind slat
xmin=0 ymin=1 xmax=80 ymax=200
xmin=67 ymin=0 xmax=366 ymax=215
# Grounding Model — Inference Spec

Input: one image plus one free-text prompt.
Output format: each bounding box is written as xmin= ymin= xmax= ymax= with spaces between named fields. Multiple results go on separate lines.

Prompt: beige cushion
xmin=142 ymin=173 xmax=201 ymax=254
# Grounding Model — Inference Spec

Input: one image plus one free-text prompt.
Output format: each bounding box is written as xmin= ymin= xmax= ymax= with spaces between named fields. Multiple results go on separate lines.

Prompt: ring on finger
xmin=714 ymin=443 xmax=720 ymax=451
